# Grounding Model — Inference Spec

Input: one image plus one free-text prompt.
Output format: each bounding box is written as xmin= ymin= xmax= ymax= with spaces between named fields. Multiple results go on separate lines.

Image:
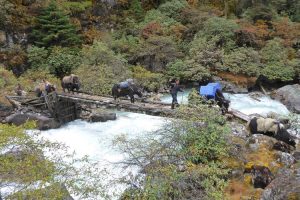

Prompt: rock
xmin=275 ymin=152 xmax=296 ymax=167
xmin=261 ymin=167 xmax=300 ymax=200
xmin=230 ymin=121 xmax=249 ymax=138
xmin=0 ymin=30 xmax=6 ymax=45
xmin=0 ymin=104 xmax=13 ymax=122
xmin=89 ymin=111 xmax=116 ymax=122
xmin=292 ymin=151 xmax=300 ymax=161
xmin=272 ymin=141 xmax=293 ymax=153
xmin=5 ymin=113 xmax=60 ymax=130
xmin=245 ymin=165 xmax=274 ymax=189
xmin=219 ymin=80 xmax=248 ymax=93
xmin=246 ymin=134 xmax=278 ymax=151
xmin=272 ymin=84 xmax=300 ymax=114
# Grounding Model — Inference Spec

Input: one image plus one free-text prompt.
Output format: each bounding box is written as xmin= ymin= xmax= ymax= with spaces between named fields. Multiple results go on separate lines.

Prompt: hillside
xmin=0 ymin=0 xmax=299 ymax=97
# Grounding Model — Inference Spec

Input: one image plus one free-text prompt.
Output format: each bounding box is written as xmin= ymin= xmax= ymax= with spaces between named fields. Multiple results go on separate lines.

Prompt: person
xmin=14 ymin=83 xmax=23 ymax=96
xmin=170 ymin=79 xmax=183 ymax=109
xmin=43 ymin=79 xmax=51 ymax=92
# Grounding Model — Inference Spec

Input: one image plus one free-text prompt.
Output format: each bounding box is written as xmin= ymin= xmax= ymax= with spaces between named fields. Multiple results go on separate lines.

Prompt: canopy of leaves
xmin=74 ymin=41 xmax=130 ymax=95
xmin=222 ymin=47 xmax=262 ymax=76
xmin=30 ymin=1 xmax=82 ymax=47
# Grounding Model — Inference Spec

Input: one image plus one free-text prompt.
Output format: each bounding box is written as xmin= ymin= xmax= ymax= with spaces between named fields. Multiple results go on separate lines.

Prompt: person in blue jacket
xmin=170 ymin=79 xmax=183 ymax=109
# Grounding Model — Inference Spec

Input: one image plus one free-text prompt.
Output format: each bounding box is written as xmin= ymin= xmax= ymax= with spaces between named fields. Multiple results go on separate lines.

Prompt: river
xmin=40 ymin=90 xmax=293 ymax=199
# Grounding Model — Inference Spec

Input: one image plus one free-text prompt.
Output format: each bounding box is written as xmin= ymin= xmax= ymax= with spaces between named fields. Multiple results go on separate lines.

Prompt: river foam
xmin=41 ymin=112 xmax=167 ymax=199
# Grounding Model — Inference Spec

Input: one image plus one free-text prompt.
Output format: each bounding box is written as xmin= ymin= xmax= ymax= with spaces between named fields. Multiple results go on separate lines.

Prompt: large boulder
xmin=219 ymin=80 xmax=248 ymax=93
xmin=5 ymin=113 xmax=60 ymax=130
xmin=272 ymin=84 xmax=300 ymax=114
xmin=261 ymin=168 xmax=300 ymax=200
xmin=89 ymin=111 xmax=116 ymax=122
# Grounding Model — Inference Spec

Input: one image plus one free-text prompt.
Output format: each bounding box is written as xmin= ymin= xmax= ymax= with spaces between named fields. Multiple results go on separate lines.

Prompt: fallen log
xmin=5 ymin=96 xmax=21 ymax=109
xmin=228 ymin=108 xmax=250 ymax=122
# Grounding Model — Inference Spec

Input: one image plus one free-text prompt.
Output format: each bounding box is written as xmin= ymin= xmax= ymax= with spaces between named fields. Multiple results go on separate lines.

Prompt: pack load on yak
xmin=119 ymin=79 xmax=134 ymax=89
xmin=199 ymin=82 xmax=230 ymax=113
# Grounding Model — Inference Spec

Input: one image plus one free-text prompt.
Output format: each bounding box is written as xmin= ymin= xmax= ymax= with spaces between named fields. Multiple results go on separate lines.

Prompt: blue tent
xmin=199 ymin=82 xmax=222 ymax=100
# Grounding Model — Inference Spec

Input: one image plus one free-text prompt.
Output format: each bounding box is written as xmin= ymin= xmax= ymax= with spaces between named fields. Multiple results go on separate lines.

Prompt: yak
xmin=61 ymin=74 xmax=80 ymax=93
xmin=247 ymin=117 xmax=296 ymax=147
xmin=112 ymin=83 xmax=142 ymax=103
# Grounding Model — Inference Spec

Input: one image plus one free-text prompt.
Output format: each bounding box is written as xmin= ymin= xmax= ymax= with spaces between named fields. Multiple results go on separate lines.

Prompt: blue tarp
xmin=119 ymin=81 xmax=129 ymax=88
xmin=199 ymin=82 xmax=222 ymax=99
xmin=207 ymin=82 xmax=221 ymax=91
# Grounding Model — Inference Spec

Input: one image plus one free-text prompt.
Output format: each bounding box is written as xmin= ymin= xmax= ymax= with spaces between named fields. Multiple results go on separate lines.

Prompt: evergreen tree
xmin=30 ymin=1 xmax=81 ymax=47
xmin=130 ymin=0 xmax=144 ymax=21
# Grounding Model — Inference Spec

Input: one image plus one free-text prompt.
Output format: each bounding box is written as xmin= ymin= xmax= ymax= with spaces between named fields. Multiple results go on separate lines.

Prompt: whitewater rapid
xmin=40 ymin=90 xmax=292 ymax=199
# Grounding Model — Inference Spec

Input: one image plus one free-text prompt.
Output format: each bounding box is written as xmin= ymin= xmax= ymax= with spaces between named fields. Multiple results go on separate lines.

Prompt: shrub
xmin=158 ymin=0 xmax=188 ymax=18
xmin=0 ymin=66 xmax=17 ymax=92
xmin=115 ymin=104 xmax=230 ymax=199
xmin=27 ymin=46 xmax=49 ymax=70
xmin=0 ymin=123 xmax=108 ymax=199
xmin=261 ymin=62 xmax=295 ymax=81
xmin=200 ymin=17 xmax=239 ymax=50
xmin=47 ymin=47 xmax=81 ymax=77
xmin=189 ymin=36 xmax=223 ymax=70
xmin=222 ymin=47 xmax=262 ymax=76
xmin=131 ymin=65 xmax=165 ymax=92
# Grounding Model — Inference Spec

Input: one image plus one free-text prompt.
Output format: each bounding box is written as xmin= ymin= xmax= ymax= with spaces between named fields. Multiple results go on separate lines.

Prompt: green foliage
xmin=130 ymin=0 xmax=144 ymax=21
xmin=0 ymin=123 xmax=108 ymax=199
xmin=131 ymin=65 xmax=165 ymax=91
xmin=115 ymin=105 xmax=230 ymax=199
xmin=166 ymin=59 xmax=211 ymax=82
xmin=141 ymin=9 xmax=178 ymax=28
xmin=222 ymin=47 xmax=262 ymax=76
xmin=200 ymin=17 xmax=239 ymax=50
xmin=18 ymin=69 xmax=61 ymax=92
xmin=61 ymin=0 xmax=92 ymax=15
xmin=47 ymin=46 xmax=81 ymax=77
xmin=261 ymin=62 xmax=295 ymax=81
xmin=166 ymin=59 xmax=186 ymax=80
xmin=0 ymin=66 xmax=17 ymax=92
xmin=261 ymin=38 xmax=288 ymax=63
xmin=31 ymin=1 xmax=82 ymax=47
xmin=0 ymin=0 xmax=14 ymax=30
xmin=112 ymin=35 xmax=140 ymax=58
xmin=27 ymin=46 xmax=49 ymax=70
xmin=158 ymin=0 xmax=188 ymax=18
xmin=242 ymin=5 xmax=278 ymax=22
xmin=189 ymin=36 xmax=223 ymax=70
xmin=260 ymin=38 xmax=296 ymax=81
xmin=28 ymin=46 xmax=81 ymax=77
xmin=75 ymin=41 xmax=130 ymax=95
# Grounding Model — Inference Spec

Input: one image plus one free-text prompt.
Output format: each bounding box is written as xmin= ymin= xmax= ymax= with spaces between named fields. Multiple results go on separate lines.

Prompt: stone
xmin=5 ymin=113 xmax=60 ymax=130
xmin=275 ymin=152 xmax=296 ymax=167
xmin=244 ymin=165 xmax=274 ymax=189
xmin=219 ymin=80 xmax=248 ymax=93
xmin=261 ymin=167 xmax=300 ymax=200
xmin=272 ymin=84 xmax=300 ymax=114
xmin=292 ymin=151 xmax=300 ymax=161
xmin=89 ymin=111 xmax=116 ymax=122
xmin=246 ymin=134 xmax=278 ymax=151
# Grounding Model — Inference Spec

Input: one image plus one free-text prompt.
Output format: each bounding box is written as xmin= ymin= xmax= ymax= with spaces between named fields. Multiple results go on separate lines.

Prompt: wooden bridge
xmin=6 ymin=92 xmax=174 ymax=123
xmin=6 ymin=92 xmax=249 ymax=124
